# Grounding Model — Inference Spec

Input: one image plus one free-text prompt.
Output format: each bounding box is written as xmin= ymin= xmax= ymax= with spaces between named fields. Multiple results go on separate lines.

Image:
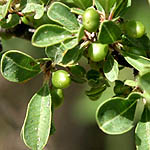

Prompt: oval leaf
xmin=0 ymin=0 xmax=12 ymax=20
xmin=22 ymin=3 xmax=44 ymax=19
xmin=71 ymin=0 xmax=92 ymax=10
xmin=135 ymin=107 xmax=150 ymax=150
xmin=45 ymin=44 xmax=65 ymax=64
xmin=98 ymin=20 xmax=121 ymax=44
xmin=47 ymin=2 xmax=79 ymax=31
xmin=22 ymin=83 xmax=52 ymax=150
xmin=114 ymin=0 xmax=131 ymax=17
xmin=122 ymin=51 xmax=150 ymax=72
xmin=1 ymin=50 xmax=41 ymax=83
xmin=32 ymin=24 xmax=73 ymax=47
xmin=138 ymin=72 xmax=150 ymax=96
xmin=96 ymin=93 xmax=142 ymax=134
xmin=103 ymin=55 xmax=119 ymax=82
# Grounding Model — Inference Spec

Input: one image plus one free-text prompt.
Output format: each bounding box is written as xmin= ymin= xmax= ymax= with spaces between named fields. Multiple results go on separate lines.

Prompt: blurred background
xmin=0 ymin=0 xmax=150 ymax=149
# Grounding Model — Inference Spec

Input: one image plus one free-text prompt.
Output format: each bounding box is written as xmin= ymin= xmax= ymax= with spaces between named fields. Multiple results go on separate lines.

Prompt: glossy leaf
xmin=0 ymin=0 xmax=12 ymax=20
xmin=97 ymin=0 xmax=116 ymax=14
xmin=45 ymin=44 xmax=65 ymax=64
xmin=61 ymin=46 xmax=83 ymax=66
xmin=113 ymin=0 xmax=131 ymax=17
xmin=135 ymin=107 xmax=150 ymax=150
xmin=71 ymin=0 xmax=92 ymax=10
xmin=98 ymin=20 xmax=121 ymax=44
xmin=47 ymin=2 xmax=79 ymax=31
xmin=138 ymin=72 xmax=150 ymax=96
xmin=122 ymin=51 xmax=150 ymax=72
xmin=32 ymin=24 xmax=73 ymax=47
xmin=96 ymin=92 xmax=142 ymax=134
xmin=62 ymin=37 xmax=78 ymax=50
xmin=22 ymin=3 xmax=44 ymax=19
xmin=70 ymin=7 xmax=84 ymax=15
xmin=22 ymin=83 xmax=52 ymax=150
xmin=95 ymin=0 xmax=105 ymax=12
xmin=103 ymin=55 xmax=119 ymax=82
xmin=1 ymin=50 xmax=41 ymax=83
xmin=124 ymin=80 xmax=137 ymax=87
xmin=77 ymin=25 xmax=84 ymax=42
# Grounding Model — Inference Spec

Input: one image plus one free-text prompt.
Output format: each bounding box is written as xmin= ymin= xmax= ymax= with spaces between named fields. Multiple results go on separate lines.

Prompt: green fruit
xmin=124 ymin=20 xmax=145 ymax=38
xmin=88 ymin=43 xmax=108 ymax=62
xmin=52 ymin=70 xmax=71 ymax=89
xmin=51 ymin=89 xmax=64 ymax=108
xmin=82 ymin=8 xmax=100 ymax=32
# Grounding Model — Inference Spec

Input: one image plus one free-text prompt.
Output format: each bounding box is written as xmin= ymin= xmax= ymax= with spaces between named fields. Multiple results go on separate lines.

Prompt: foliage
xmin=0 ymin=0 xmax=150 ymax=149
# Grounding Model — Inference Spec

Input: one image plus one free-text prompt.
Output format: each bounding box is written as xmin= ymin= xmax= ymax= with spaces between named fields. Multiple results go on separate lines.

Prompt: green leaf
xmin=77 ymin=25 xmax=84 ymax=42
xmin=32 ymin=24 xmax=73 ymax=47
xmin=113 ymin=0 xmax=131 ymax=17
xmin=27 ymin=0 xmax=42 ymax=4
xmin=47 ymin=2 xmax=79 ymax=31
xmin=45 ymin=44 xmax=65 ymax=64
xmin=71 ymin=0 xmax=92 ymax=10
xmin=62 ymin=37 xmax=78 ymax=50
xmin=1 ymin=14 xmax=20 ymax=28
xmin=122 ymin=51 xmax=150 ymax=72
xmin=1 ymin=50 xmax=41 ymax=83
xmin=61 ymin=45 xmax=83 ymax=66
xmin=96 ymin=92 xmax=142 ymax=135
xmin=86 ymin=85 xmax=107 ymax=101
xmin=124 ymin=80 xmax=137 ymax=87
xmin=95 ymin=0 xmax=105 ymax=12
xmin=98 ymin=20 xmax=121 ymax=44
xmin=135 ymin=107 xmax=150 ymax=150
xmin=138 ymin=72 xmax=150 ymax=97
xmin=97 ymin=0 xmax=116 ymax=14
xmin=22 ymin=3 xmax=44 ymax=19
xmin=22 ymin=83 xmax=52 ymax=150
xmin=70 ymin=7 xmax=84 ymax=15
xmin=122 ymin=35 xmax=150 ymax=51
xmin=0 ymin=0 xmax=12 ymax=20
xmin=103 ymin=55 xmax=119 ymax=82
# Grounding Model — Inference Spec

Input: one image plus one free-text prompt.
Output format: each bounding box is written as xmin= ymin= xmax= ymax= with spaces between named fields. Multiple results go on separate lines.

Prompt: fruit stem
xmin=93 ymin=0 xmax=95 ymax=6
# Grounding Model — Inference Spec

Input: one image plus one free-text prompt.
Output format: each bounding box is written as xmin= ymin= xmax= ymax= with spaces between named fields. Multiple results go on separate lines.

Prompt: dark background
xmin=0 ymin=0 xmax=150 ymax=149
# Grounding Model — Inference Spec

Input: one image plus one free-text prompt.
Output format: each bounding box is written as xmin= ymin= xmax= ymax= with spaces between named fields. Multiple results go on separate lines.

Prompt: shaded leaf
xmin=113 ymin=0 xmax=131 ymax=17
xmin=71 ymin=0 xmax=92 ymax=10
xmin=103 ymin=55 xmax=119 ymax=82
xmin=1 ymin=14 xmax=20 ymax=28
xmin=98 ymin=20 xmax=121 ymax=44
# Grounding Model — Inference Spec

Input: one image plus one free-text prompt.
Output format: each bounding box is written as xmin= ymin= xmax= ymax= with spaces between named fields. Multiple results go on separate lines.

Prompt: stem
xmin=93 ymin=0 xmax=95 ymax=6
